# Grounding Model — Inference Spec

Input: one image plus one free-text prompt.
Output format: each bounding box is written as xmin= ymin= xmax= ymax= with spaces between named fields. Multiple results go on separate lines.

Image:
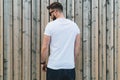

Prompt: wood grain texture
xmin=32 ymin=0 xmax=40 ymax=80
xmin=0 ymin=0 xmax=3 ymax=79
xmin=98 ymin=0 xmax=106 ymax=80
xmin=117 ymin=0 xmax=120 ymax=79
xmin=106 ymin=0 xmax=114 ymax=80
xmin=83 ymin=0 xmax=91 ymax=80
xmin=13 ymin=0 xmax=22 ymax=80
xmin=115 ymin=0 xmax=120 ymax=80
xmin=0 ymin=0 xmax=120 ymax=80
xmin=41 ymin=0 xmax=49 ymax=80
xmin=74 ymin=0 xmax=83 ymax=80
xmin=58 ymin=0 xmax=67 ymax=17
xmin=3 ymin=0 xmax=13 ymax=80
xmin=22 ymin=0 xmax=32 ymax=80
xmin=66 ymin=0 xmax=74 ymax=20
xmin=91 ymin=0 xmax=98 ymax=80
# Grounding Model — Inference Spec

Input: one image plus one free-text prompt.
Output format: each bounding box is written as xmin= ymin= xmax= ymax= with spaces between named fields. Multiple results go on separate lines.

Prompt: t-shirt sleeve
xmin=44 ymin=23 xmax=52 ymax=36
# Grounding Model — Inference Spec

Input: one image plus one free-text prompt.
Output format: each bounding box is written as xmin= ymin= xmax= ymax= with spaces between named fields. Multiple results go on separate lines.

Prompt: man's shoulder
xmin=66 ymin=19 xmax=77 ymax=25
xmin=47 ymin=18 xmax=77 ymax=26
xmin=46 ymin=21 xmax=55 ymax=27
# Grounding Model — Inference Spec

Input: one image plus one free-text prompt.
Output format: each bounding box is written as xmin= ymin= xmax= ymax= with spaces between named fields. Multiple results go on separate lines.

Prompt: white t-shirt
xmin=44 ymin=18 xmax=80 ymax=69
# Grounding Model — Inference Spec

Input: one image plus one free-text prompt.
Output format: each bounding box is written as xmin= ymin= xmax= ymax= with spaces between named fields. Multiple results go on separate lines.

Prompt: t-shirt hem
xmin=47 ymin=66 xmax=75 ymax=70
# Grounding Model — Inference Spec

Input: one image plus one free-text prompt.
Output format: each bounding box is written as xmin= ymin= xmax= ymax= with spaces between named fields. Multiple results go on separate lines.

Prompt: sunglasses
xmin=49 ymin=10 xmax=54 ymax=16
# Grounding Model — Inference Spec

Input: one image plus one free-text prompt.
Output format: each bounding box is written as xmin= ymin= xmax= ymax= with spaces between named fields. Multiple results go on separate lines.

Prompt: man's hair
xmin=47 ymin=2 xmax=63 ymax=12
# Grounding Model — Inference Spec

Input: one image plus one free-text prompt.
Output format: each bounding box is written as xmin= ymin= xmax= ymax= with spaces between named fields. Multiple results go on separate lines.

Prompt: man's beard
xmin=53 ymin=15 xmax=56 ymax=20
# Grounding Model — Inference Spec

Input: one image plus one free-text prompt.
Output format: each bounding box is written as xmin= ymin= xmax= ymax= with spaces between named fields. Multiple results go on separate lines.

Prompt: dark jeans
xmin=47 ymin=68 xmax=75 ymax=80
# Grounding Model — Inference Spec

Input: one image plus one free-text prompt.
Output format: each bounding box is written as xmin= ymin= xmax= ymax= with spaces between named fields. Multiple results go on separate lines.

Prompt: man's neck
xmin=57 ymin=13 xmax=65 ymax=19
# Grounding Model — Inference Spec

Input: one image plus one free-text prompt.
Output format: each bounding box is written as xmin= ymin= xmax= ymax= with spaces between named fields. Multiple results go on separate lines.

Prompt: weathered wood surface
xmin=0 ymin=0 xmax=120 ymax=80
xmin=13 ymin=0 xmax=22 ymax=80
xmin=91 ymin=0 xmax=98 ymax=80
xmin=74 ymin=0 xmax=83 ymax=80
xmin=106 ymin=0 xmax=114 ymax=80
xmin=0 ymin=0 xmax=3 ymax=80
xmin=98 ymin=0 xmax=106 ymax=80
xmin=3 ymin=0 xmax=13 ymax=80
xmin=82 ymin=0 xmax=91 ymax=80
xmin=32 ymin=0 xmax=41 ymax=80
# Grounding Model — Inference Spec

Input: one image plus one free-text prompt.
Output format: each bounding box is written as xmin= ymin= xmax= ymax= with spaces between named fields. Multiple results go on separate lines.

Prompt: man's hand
xmin=41 ymin=63 xmax=47 ymax=72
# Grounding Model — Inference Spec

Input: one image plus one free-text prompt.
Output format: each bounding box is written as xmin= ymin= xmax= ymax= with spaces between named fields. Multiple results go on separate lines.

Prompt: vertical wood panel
xmin=83 ymin=0 xmax=91 ymax=80
xmin=115 ymin=0 xmax=120 ymax=80
xmin=32 ymin=0 xmax=40 ymax=80
xmin=58 ymin=0 xmax=67 ymax=17
xmin=50 ymin=0 xmax=57 ymax=3
xmin=22 ymin=0 xmax=32 ymax=80
xmin=41 ymin=0 xmax=49 ymax=80
xmin=3 ymin=0 xmax=13 ymax=80
xmin=13 ymin=0 xmax=22 ymax=80
xmin=98 ymin=0 xmax=106 ymax=80
xmin=106 ymin=0 xmax=114 ymax=80
xmin=0 ymin=0 xmax=3 ymax=79
xmin=114 ymin=0 xmax=117 ymax=80
xmin=1 ymin=1 xmax=120 ymax=80
xmin=117 ymin=0 xmax=120 ymax=79
xmin=91 ymin=0 xmax=98 ymax=80
xmin=67 ymin=0 xmax=74 ymax=20
xmin=74 ymin=0 xmax=83 ymax=80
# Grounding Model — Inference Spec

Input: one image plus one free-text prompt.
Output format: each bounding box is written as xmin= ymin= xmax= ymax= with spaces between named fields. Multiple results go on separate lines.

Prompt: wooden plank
xmin=41 ymin=0 xmax=49 ymax=42
xmin=66 ymin=0 xmax=74 ymax=20
xmin=82 ymin=0 xmax=91 ymax=80
xmin=13 ymin=0 xmax=22 ymax=80
xmin=106 ymin=0 xmax=114 ymax=80
xmin=32 ymin=0 xmax=40 ymax=80
xmin=98 ymin=0 xmax=106 ymax=80
xmin=117 ymin=0 xmax=120 ymax=78
xmin=74 ymin=0 xmax=82 ymax=80
xmin=114 ymin=0 xmax=117 ymax=80
xmin=3 ymin=0 xmax=13 ymax=80
xmin=117 ymin=0 xmax=120 ymax=79
xmin=115 ymin=0 xmax=120 ymax=80
xmin=22 ymin=0 xmax=32 ymax=80
xmin=58 ymin=0 xmax=67 ymax=17
xmin=0 ymin=0 xmax=3 ymax=79
xmin=9 ymin=0 xmax=13 ymax=79
xmin=41 ymin=0 xmax=49 ymax=80
xmin=50 ymin=0 xmax=57 ymax=3
xmin=91 ymin=0 xmax=98 ymax=80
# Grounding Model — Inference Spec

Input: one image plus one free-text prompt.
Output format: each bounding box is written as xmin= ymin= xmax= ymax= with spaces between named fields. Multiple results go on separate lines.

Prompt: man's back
xmin=44 ymin=18 xmax=80 ymax=69
xmin=41 ymin=2 xmax=80 ymax=80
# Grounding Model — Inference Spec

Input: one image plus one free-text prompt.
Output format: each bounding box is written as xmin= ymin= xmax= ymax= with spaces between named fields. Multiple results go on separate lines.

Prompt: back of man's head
xmin=47 ymin=2 xmax=63 ymax=12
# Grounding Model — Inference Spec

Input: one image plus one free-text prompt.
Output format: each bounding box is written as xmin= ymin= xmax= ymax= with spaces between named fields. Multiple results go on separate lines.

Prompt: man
xmin=41 ymin=2 xmax=80 ymax=80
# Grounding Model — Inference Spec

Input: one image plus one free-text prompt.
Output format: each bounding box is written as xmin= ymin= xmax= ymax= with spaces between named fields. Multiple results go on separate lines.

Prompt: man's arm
xmin=74 ymin=34 xmax=80 ymax=62
xmin=41 ymin=35 xmax=51 ymax=63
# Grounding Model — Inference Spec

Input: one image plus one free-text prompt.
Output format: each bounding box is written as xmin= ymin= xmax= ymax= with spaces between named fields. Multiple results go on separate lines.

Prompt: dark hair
xmin=47 ymin=2 xmax=63 ymax=12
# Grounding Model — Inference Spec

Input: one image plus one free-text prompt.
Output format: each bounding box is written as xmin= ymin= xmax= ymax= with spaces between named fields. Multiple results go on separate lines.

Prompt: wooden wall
xmin=0 ymin=0 xmax=120 ymax=80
